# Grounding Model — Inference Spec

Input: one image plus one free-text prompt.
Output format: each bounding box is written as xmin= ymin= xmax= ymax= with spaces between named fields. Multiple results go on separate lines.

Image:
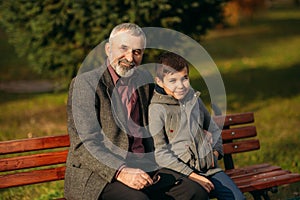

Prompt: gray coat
xmin=149 ymin=89 xmax=223 ymax=177
xmin=64 ymin=63 xmax=155 ymax=200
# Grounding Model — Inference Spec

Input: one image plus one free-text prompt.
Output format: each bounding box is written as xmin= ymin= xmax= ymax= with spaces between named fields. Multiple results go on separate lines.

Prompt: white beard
xmin=114 ymin=64 xmax=136 ymax=77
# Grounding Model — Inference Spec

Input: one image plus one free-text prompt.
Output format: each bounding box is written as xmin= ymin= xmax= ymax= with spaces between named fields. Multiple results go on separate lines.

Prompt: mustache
xmin=118 ymin=59 xmax=135 ymax=68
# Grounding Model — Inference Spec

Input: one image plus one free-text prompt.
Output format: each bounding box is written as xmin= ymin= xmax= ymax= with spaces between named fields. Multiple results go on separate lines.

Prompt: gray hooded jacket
xmin=149 ymin=88 xmax=223 ymax=177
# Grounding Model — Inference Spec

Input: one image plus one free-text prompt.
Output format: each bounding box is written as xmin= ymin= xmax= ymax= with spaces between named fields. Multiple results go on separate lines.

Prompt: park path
xmin=0 ymin=80 xmax=55 ymax=93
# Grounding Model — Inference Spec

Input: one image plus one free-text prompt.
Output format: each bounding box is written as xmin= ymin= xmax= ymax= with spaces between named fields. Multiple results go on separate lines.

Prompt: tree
xmin=0 ymin=0 xmax=227 ymax=87
xmin=223 ymin=0 xmax=267 ymax=26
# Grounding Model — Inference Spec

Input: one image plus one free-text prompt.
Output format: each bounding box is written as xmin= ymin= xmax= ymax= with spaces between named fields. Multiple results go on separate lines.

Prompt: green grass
xmin=0 ymin=91 xmax=67 ymax=141
xmin=198 ymin=7 xmax=300 ymax=199
xmin=1 ymin=5 xmax=300 ymax=200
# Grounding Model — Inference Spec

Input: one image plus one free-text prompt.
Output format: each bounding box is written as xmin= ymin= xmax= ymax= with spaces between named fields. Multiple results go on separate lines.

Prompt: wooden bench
xmin=214 ymin=112 xmax=300 ymax=199
xmin=0 ymin=112 xmax=300 ymax=199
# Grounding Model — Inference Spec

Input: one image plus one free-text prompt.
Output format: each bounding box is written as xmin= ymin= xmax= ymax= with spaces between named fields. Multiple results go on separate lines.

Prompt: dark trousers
xmin=99 ymin=168 xmax=208 ymax=200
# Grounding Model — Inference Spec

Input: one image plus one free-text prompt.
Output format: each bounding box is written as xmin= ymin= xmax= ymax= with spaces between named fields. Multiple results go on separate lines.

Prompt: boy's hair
xmin=156 ymin=52 xmax=189 ymax=80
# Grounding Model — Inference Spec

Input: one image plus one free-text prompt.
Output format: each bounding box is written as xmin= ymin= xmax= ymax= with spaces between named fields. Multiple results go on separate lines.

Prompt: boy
xmin=149 ymin=52 xmax=245 ymax=199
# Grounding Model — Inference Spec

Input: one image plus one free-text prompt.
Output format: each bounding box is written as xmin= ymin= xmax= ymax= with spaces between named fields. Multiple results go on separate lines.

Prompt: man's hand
xmin=116 ymin=167 xmax=153 ymax=190
xmin=188 ymin=172 xmax=214 ymax=193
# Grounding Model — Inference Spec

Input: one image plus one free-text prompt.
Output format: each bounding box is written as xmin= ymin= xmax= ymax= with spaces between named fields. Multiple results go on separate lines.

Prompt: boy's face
xmin=157 ymin=66 xmax=190 ymax=100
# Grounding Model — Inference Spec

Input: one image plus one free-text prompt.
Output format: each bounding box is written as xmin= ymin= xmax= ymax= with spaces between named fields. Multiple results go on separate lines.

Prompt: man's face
xmin=105 ymin=31 xmax=145 ymax=77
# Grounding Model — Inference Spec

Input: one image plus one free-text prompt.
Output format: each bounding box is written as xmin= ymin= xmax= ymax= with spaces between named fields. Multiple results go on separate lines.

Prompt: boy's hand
xmin=213 ymin=150 xmax=219 ymax=158
xmin=188 ymin=172 xmax=214 ymax=193
xmin=203 ymin=130 xmax=213 ymax=144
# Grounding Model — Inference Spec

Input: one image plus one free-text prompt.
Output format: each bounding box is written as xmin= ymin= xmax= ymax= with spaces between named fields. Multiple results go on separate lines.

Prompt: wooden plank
xmin=0 ymin=135 xmax=69 ymax=155
xmin=250 ymin=173 xmax=300 ymax=190
xmin=0 ymin=166 xmax=66 ymax=188
xmin=0 ymin=150 xmax=68 ymax=172
xmin=213 ymin=112 xmax=254 ymax=128
xmin=229 ymin=165 xmax=284 ymax=179
xmin=225 ymin=163 xmax=272 ymax=176
xmin=223 ymin=139 xmax=260 ymax=154
xmin=233 ymin=170 xmax=290 ymax=185
xmin=222 ymin=126 xmax=257 ymax=141
xmin=238 ymin=173 xmax=300 ymax=193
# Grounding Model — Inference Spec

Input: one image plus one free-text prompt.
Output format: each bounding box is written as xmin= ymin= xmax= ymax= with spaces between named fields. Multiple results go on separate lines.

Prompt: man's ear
xmin=105 ymin=42 xmax=110 ymax=57
xmin=155 ymin=77 xmax=164 ymax=87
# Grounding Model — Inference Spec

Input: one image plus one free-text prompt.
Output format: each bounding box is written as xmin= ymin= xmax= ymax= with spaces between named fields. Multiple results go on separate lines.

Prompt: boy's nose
xmin=177 ymin=81 xmax=184 ymax=88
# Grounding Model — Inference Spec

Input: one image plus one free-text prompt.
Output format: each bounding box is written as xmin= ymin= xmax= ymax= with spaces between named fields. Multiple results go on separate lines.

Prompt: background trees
xmin=0 ymin=0 xmax=226 ymax=86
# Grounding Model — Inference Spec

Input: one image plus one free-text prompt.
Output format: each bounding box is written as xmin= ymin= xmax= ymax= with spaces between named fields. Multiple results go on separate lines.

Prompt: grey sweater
xmin=149 ymin=88 xmax=223 ymax=177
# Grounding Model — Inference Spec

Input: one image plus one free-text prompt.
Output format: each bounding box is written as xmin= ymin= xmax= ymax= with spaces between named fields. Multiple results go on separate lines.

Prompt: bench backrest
xmin=0 ymin=112 xmax=258 ymax=188
xmin=214 ymin=112 xmax=259 ymax=170
xmin=0 ymin=135 xmax=70 ymax=188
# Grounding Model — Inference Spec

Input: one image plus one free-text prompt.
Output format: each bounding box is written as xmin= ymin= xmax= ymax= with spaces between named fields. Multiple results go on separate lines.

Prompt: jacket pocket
xmin=179 ymin=147 xmax=196 ymax=168
xmin=64 ymin=165 xmax=93 ymax=200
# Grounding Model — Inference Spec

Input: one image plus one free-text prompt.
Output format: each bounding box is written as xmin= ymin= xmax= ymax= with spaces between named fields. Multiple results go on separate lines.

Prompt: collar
xmin=107 ymin=60 xmax=120 ymax=86
xmin=154 ymin=85 xmax=167 ymax=95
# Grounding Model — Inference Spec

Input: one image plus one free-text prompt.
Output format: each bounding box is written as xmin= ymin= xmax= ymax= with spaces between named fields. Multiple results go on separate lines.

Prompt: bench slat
xmin=238 ymin=173 xmax=300 ymax=193
xmin=222 ymin=126 xmax=256 ymax=141
xmin=213 ymin=112 xmax=254 ymax=127
xmin=229 ymin=165 xmax=282 ymax=179
xmin=233 ymin=170 xmax=291 ymax=185
xmin=0 ymin=135 xmax=69 ymax=155
xmin=0 ymin=150 xmax=68 ymax=172
xmin=223 ymin=139 xmax=260 ymax=154
xmin=225 ymin=163 xmax=278 ymax=176
xmin=225 ymin=163 xmax=271 ymax=175
xmin=0 ymin=166 xmax=66 ymax=189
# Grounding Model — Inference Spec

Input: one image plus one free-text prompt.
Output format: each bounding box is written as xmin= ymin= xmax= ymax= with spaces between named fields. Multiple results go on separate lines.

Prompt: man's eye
xmin=120 ymin=46 xmax=128 ymax=51
xmin=133 ymin=49 xmax=142 ymax=55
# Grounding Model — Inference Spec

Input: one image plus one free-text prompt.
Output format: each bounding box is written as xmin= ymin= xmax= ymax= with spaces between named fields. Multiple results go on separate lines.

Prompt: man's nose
xmin=124 ymin=50 xmax=133 ymax=62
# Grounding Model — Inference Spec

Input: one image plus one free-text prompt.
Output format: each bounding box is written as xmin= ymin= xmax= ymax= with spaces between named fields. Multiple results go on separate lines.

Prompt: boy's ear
xmin=155 ymin=77 xmax=164 ymax=88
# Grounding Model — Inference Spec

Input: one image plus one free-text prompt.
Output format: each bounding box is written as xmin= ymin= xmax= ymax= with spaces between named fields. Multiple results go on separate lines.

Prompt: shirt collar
xmin=107 ymin=60 xmax=120 ymax=86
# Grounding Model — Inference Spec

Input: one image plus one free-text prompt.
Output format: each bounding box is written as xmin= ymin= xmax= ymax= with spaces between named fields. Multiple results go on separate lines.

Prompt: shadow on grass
xmin=203 ymin=17 xmax=300 ymax=61
xmin=192 ymin=63 xmax=300 ymax=111
xmin=0 ymin=90 xmax=67 ymax=105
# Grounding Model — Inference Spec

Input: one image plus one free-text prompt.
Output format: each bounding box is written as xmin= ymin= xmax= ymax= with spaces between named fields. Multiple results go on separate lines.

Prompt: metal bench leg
xmin=250 ymin=191 xmax=262 ymax=200
xmin=250 ymin=190 xmax=271 ymax=200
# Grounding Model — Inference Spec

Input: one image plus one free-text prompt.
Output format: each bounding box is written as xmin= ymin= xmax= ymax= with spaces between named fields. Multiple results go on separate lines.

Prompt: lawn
xmin=0 ymin=5 xmax=300 ymax=200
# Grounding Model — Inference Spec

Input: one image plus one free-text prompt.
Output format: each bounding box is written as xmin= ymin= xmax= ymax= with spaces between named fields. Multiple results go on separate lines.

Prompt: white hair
xmin=109 ymin=23 xmax=146 ymax=48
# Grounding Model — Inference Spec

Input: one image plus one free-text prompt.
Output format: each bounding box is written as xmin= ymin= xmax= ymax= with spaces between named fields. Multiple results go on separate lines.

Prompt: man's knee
xmin=172 ymin=178 xmax=208 ymax=200
xmin=188 ymin=182 xmax=208 ymax=200
xmin=100 ymin=182 xmax=150 ymax=200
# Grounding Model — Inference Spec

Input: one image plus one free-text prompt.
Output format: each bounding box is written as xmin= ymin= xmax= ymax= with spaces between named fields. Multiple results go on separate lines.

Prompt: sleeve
xmin=68 ymin=72 xmax=126 ymax=182
xmin=198 ymin=99 xmax=224 ymax=159
xmin=149 ymin=103 xmax=194 ymax=176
